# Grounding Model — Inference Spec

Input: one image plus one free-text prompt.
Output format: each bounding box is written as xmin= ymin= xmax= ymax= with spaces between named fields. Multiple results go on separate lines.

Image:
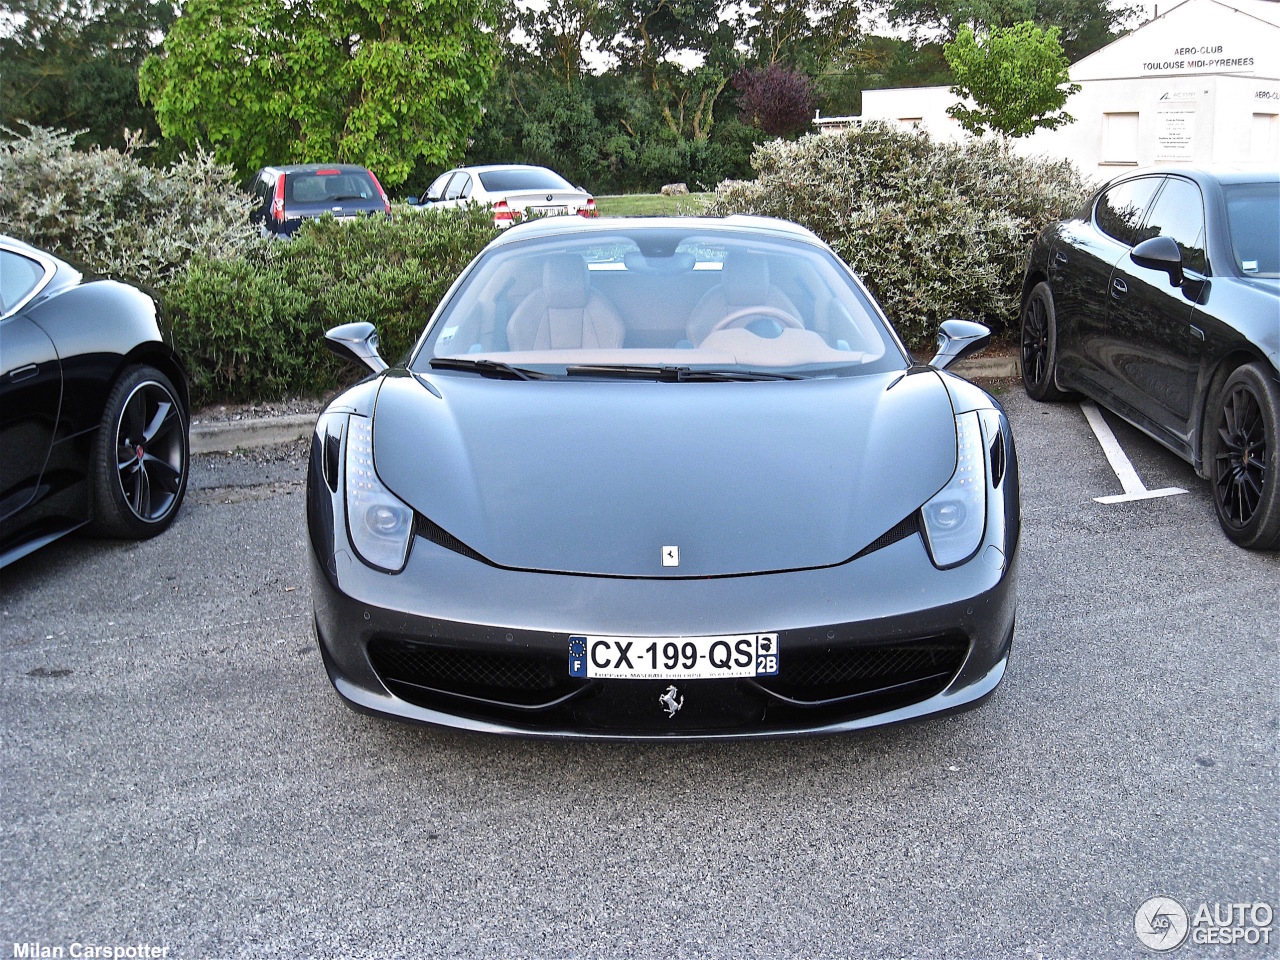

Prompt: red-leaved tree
xmin=733 ymin=65 xmax=815 ymax=137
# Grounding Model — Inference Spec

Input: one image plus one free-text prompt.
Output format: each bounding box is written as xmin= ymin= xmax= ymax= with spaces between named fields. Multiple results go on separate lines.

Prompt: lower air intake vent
xmin=755 ymin=635 xmax=968 ymax=708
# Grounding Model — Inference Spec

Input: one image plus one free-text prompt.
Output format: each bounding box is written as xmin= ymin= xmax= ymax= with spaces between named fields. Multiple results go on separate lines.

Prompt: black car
xmin=307 ymin=216 xmax=1020 ymax=739
xmin=248 ymin=164 xmax=391 ymax=236
xmin=0 ymin=236 xmax=189 ymax=568
xmin=1021 ymin=168 xmax=1280 ymax=549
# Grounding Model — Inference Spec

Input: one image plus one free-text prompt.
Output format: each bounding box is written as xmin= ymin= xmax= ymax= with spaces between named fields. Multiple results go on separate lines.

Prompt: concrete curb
xmin=191 ymin=412 xmax=318 ymax=454
xmin=189 ymin=355 xmax=1021 ymax=454
xmin=952 ymin=355 xmax=1020 ymax=379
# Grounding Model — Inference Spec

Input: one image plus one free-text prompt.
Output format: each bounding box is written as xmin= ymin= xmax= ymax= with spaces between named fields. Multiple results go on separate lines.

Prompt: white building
xmin=816 ymin=0 xmax=1280 ymax=176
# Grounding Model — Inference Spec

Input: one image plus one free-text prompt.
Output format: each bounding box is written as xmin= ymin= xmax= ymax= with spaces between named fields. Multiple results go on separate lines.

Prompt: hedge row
xmin=708 ymin=123 xmax=1092 ymax=346
xmin=0 ymin=125 xmax=258 ymax=288
xmin=166 ymin=208 xmax=499 ymax=404
xmin=4 ymin=123 xmax=1090 ymax=404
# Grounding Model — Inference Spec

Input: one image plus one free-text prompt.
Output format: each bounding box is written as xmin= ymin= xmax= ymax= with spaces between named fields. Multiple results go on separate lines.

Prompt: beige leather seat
xmin=507 ymin=254 xmax=625 ymax=351
xmin=685 ymin=252 xmax=799 ymax=345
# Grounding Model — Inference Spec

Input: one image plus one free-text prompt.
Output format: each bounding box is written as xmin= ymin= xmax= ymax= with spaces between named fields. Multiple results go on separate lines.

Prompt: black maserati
xmin=308 ymin=216 xmax=1020 ymax=739
xmin=1020 ymin=168 xmax=1279 ymax=549
xmin=0 ymin=236 xmax=189 ymax=568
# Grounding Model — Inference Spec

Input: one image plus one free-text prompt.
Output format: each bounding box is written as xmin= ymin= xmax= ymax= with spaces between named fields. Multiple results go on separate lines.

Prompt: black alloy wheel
xmin=1020 ymin=282 xmax=1072 ymax=402
xmin=91 ymin=365 xmax=189 ymax=539
xmin=1210 ymin=363 xmax=1280 ymax=550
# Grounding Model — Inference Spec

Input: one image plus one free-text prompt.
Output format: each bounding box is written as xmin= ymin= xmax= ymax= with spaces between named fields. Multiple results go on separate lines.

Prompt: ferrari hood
xmin=370 ymin=369 xmax=958 ymax=577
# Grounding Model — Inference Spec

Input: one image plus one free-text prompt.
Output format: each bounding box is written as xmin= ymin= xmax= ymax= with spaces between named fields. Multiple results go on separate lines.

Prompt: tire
xmin=1209 ymin=363 xmax=1280 ymax=550
xmin=1020 ymin=282 xmax=1075 ymax=402
xmin=90 ymin=365 xmax=189 ymax=540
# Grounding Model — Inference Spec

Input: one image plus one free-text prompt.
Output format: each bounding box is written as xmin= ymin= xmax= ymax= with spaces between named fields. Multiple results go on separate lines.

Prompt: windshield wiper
xmin=564 ymin=364 xmax=803 ymax=382
xmin=428 ymin=357 xmax=554 ymax=380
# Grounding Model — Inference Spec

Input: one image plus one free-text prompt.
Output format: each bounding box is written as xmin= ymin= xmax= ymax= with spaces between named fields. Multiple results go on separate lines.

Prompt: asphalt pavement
xmin=1 ymin=385 xmax=1276 ymax=959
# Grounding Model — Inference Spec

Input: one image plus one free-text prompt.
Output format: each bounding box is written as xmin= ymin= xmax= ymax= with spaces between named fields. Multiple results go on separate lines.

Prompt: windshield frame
xmin=407 ymin=223 xmax=913 ymax=379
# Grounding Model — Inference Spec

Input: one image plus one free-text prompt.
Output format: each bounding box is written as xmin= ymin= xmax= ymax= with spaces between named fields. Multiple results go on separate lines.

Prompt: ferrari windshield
xmin=414 ymin=226 xmax=906 ymax=377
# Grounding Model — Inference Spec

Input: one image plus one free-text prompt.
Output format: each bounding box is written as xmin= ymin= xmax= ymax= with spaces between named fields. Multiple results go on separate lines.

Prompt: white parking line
xmin=1079 ymin=400 xmax=1188 ymax=504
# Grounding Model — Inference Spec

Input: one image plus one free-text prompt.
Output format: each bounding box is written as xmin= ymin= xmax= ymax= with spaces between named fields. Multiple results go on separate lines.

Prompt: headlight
xmin=345 ymin=414 xmax=414 ymax=572
xmin=921 ymin=411 xmax=986 ymax=568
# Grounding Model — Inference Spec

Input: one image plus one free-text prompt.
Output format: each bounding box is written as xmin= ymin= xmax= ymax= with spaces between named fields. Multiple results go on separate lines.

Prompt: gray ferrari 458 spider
xmin=307 ymin=216 xmax=1019 ymax=738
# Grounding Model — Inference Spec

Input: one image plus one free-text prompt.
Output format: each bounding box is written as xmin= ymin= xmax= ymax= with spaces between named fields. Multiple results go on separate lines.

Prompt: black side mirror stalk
xmin=929 ymin=318 xmax=991 ymax=371
xmin=325 ymin=322 xmax=388 ymax=374
xmin=1131 ymin=235 xmax=1184 ymax=287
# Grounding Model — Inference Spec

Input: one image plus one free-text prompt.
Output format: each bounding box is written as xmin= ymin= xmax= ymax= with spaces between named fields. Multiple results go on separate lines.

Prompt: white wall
xmin=847 ymin=0 xmax=1280 ymax=177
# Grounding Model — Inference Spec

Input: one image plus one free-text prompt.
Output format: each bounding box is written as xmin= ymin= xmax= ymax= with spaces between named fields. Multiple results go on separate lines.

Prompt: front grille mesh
xmin=784 ymin=640 xmax=964 ymax=687
xmin=370 ymin=639 xmax=557 ymax=692
xmin=757 ymin=635 xmax=967 ymax=705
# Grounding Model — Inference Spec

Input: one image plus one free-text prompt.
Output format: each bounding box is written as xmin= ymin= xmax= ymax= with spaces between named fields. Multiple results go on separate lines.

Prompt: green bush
xmin=165 ymin=206 xmax=500 ymax=404
xmin=0 ymin=124 xmax=259 ymax=288
xmin=707 ymin=122 xmax=1090 ymax=346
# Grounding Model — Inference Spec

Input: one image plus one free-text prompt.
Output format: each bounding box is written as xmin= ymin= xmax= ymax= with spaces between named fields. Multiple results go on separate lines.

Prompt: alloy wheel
xmin=1021 ymin=296 xmax=1049 ymax=388
xmin=1214 ymin=383 xmax=1267 ymax=527
xmin=114 ymin=380 xmax=185 ymax=523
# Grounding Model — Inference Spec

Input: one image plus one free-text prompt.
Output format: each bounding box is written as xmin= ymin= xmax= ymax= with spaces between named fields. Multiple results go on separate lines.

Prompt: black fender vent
xmin=418 ymin=516 xmax=489 ymax=563
xmin=852 ymin=512 xmax=920 ymax=560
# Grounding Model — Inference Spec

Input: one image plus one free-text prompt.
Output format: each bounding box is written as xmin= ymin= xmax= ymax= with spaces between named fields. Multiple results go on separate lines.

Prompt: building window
xmin=1101 ymin=112 xmax=1140 ymax=165
xmin=1251 ymin=113 xmax=1279 ymax=161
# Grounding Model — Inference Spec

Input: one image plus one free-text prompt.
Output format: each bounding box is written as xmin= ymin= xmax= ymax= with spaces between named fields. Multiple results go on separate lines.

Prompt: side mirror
xmin=325 ymin=322 xmax=388 ymax=374
xmin=929 ymin=318 xmax=991 ymax=371
xmin=405 ymin=196 xmax=419 ymax=206
xmin=1131 ymin=235 xmax=1184 ymax=287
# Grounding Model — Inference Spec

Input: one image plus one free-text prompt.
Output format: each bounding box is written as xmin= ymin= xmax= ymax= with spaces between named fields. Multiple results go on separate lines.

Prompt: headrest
xmin=544 ymin=254 xmax=590 ymax=309
xmin=721 ymin=252 xmax=770 ymax=306
xmin=623 ymin=251 xmax=696 ymax=273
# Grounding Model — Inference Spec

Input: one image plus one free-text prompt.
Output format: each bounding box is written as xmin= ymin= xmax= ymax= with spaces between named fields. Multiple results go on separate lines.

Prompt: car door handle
xmin=8 ymin=363 xmax=39 ymax=383
xmin=1111 ymin=277 xmax=1128 ymax=299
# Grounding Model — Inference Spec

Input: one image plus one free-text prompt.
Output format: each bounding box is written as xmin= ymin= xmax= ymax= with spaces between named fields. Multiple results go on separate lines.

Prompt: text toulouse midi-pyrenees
xmin=1145 ymin=45 xmax=1255 ymax=71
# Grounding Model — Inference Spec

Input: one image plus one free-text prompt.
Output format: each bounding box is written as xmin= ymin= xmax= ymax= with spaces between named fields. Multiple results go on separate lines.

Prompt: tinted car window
xmin=286 ymin=170 xmax=375 ymax=204
xmin=0 ymin=250 xmax=44 ymax=313
xmin=1224 ymin=181 xmax=1280 ymax=278
xmin=1096 ymin=177 xmax=1162 ymax=246
xmin=477 ymin=169 xmax=573 ymax=192
xmin=1142 ymin=177 xmax=1208 ymax=274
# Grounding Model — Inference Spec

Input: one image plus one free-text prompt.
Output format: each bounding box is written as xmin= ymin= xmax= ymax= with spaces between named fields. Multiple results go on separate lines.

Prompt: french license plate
xmin=568 ymin=634 xmax=779 ymax=680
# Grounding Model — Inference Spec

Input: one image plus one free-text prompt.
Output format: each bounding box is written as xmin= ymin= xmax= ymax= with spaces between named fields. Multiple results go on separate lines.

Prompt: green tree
xmin=870 ymin=0 xmax=1136 ymax=61
xmin=613 ymin=0 xmax=738 ymax=142
xmin=0 ymin=1 xmax=175 ymax=150
xmin=943 ymin=21 xmax=1080 ymax=138
xmin=139 ymin=0 xmax=498 ymax=186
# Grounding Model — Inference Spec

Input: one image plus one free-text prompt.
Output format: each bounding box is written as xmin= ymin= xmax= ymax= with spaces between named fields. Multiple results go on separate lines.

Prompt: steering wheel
xmin=709 ymin=305 xmax=805 ymax=335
